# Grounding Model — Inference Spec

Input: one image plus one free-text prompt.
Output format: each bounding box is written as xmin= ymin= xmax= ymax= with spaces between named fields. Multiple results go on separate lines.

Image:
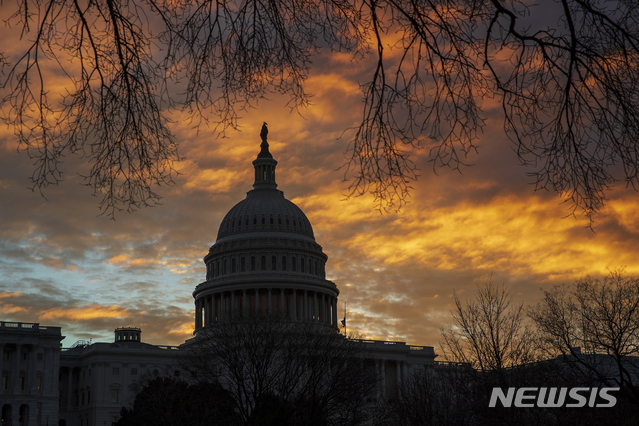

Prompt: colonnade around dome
xmin=194 ymin=288 xmax=339 ymax=330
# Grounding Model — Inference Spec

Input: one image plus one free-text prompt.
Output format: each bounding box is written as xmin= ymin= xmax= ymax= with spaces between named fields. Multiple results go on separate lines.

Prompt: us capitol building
xmin=0 ymin=129 xmax=437 ymax=426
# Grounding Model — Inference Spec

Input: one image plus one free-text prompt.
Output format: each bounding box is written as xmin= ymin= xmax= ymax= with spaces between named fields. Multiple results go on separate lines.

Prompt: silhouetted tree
xmin=2 ymin=0 xmax=639 ymax=218
xmin=440 ymin=280 xmax=540 ymax=376
xmin=530 ymin=270 xmax=639 ymax=405
xmin=116 ymin=377 xmax=241 ymax=426
xmin=181 ymin=316 xmax=377 ymax=426
xmin=374 ymin=364 xmax=476 ymax=426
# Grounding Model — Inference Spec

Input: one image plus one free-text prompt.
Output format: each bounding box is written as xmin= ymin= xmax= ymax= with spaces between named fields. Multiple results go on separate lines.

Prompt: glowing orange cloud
xmin=0 ymin=292 xmax=21 ymax=299
xmin=40 ymin=305 xmax=129 ymax=321
xmin=166 ymin=321 xmax=195 ymax=336
xmin=107 ymin=254 xmax=160 ymax=267
xmin=296 ymin=184 xmax=639 ymax=284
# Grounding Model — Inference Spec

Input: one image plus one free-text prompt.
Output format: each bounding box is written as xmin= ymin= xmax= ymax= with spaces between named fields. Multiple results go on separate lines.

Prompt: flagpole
xmin=340 ymin=302 xmax=347 ymax=336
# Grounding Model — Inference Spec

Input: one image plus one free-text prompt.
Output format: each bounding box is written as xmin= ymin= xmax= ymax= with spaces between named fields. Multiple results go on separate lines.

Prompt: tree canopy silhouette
xmin=2 ymin=0 xmax=639 ymax=219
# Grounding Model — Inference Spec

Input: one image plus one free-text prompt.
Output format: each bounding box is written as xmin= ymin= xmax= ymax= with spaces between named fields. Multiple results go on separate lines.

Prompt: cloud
xmin=1 ymin=27 xmax=638 ymax=354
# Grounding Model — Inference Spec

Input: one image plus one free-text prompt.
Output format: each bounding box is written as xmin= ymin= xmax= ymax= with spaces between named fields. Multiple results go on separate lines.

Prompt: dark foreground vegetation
xmin=118 ymin=271 xmax=639 ymax=425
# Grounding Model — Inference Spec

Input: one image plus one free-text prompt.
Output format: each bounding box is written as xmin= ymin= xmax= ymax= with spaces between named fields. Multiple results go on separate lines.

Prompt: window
xmin=110 ymin=389 xmax=119 ymax=403
xmin=36 ymin=372 xmax=42 ymax=391
xmin=22 ymin=352 xmax=27 ymax=360
xmin=131 ymin=368 xmax=138 ymax=376
xmin=20 ymin=371 xmax=26 ymax=390
xmin=112 ymin=367 xmax=120 ymax=375
xmin=37 ymin=353 xmax=43 ymax=361
xmin=261 ymin=256 xmax=266 ymax=271
xmin=2 ymin=372 xmax=9 ymax=390
xmin=240 ymin=257 xmax=246 ymax=272
xmin=231 ymin=258 xmax=236 ymax=273
xmin=282 ymin=256 xmax=287 ymax=271
xmin=19 ymin=404 xmax=28 ymax=423
xmin=251 ymin=256 xmax=256 ymax=271
xmin=271 ymin=256 xmax=277 ymax=270
xmin=292 ymin=257 xmax=296 ymax=272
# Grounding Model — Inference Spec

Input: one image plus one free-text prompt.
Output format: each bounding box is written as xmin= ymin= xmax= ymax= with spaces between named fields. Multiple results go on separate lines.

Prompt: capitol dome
xmin=192 ymin=126 xmax=340 ymax=332
xmin=216 ymin=189 xmax=315 ymax=241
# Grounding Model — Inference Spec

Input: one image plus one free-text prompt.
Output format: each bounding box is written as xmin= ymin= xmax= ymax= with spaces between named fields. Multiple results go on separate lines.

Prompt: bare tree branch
xmin=530 ymin=270 xmax=639 ymax=404
xmin=440 ymin=280 xmax=540 ymax=373
xmin=2 ymin=0 xmax=639 ymax=219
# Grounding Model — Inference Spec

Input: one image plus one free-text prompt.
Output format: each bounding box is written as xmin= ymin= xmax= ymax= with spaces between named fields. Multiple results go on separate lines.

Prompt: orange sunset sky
xmin=1 ymin=6 xmax=639 ymax=350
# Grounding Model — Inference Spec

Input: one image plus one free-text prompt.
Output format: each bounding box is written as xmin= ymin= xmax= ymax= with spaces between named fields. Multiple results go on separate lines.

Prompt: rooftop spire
xmin=252 ymin=122 xmax=278 ymax=189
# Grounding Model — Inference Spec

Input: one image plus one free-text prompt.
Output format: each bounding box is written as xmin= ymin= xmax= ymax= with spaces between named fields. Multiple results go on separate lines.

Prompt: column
xmin=216 ymin=294 xmax=221 ymax=322
xmin=297 ymin=291 xmax=303 ymax=320
xmin=311 ymin=292 xmax=314 ymax=320
xmin=218 ymin=293 xmax=223 ymax=321
xmin=195 ymin=299 xmax=202 ymax=329
xmin=28 ymin=344 xmax=37 ymax=390
xmin=267 ymin=288 xmax=272 ymax=315
xmin=14 ymin=344 xmax=22 ymax=393
xmin=222 ymin=293 xmax=228 ymax=321
xmin=204 ymin=297 xmax=210 ymax=326
xmin=256 ymin=289 xmax=261 ymax=316
xmin=376 ymin=360 xmax=381 ymax=400
xmin=243 ymin=290 xmax=249 ymax=318
xmin=278 ymin=290 xmax=285 ymax=317
xmin=321 ymin=295 xmax=326 ymax=323
xmin=313 ymin=292 xmax=318 ymax=321
xmin=202 ymin=297 xmax=207 ymax=326
xmin=291 ymin=290 xmax=297 ymax=321
xmin=0 ymin=344 xmax=4 ymax=389
xmin=231 ymin=292 xmax=236 ymax=318
xmin=332 ymin=298 xmax=337 ymax=328
xmin=51 ymin=346 xmax=60 ymax=396
xmin=380 ymin=360 xmax=386 ymax=399
xmin=304 ymin=291 xmax=309 ymax=320
xmin=396 ymin=361 xmax=402 ymax=396
xmin=66 ymin=368 xmax=74 ymax=410
xmin=325 ymin=296 xmax=330 ymax=324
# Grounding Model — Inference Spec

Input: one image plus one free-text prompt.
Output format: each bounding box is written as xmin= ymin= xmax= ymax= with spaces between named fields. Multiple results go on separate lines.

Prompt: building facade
xmin=1 ymin=128 xmax=436 ymax=425
xmin=58 ymin=327 xmax=180 ymax=426
xmin=1 ymin=321 xmax=63 ymax=426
